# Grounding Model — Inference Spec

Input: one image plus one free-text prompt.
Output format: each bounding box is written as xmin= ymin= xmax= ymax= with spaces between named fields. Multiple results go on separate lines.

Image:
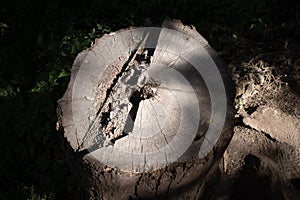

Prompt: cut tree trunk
xmin=57 ymin=18 xmax=234 ymax=200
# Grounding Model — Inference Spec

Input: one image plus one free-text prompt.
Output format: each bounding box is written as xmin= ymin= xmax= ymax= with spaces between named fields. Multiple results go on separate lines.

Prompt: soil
xmin=211 ymin=50 xmax=300 ymax=199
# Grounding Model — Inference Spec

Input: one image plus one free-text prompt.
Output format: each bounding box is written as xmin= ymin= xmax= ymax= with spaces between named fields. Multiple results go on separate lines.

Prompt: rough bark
xmin=57 ymin=18 xmax=234 ymax=199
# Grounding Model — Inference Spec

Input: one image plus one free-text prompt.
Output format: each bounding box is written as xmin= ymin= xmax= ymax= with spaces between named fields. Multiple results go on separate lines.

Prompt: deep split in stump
xmin=57 ymin=19 xmax=234 ymax=199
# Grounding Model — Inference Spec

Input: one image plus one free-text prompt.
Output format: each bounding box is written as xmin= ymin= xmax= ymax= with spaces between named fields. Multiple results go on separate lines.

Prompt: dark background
xmin=0 ymin=0 xmax=299 ymax=199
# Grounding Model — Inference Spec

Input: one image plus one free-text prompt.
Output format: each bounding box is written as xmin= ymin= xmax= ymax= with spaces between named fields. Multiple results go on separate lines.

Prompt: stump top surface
xmin=58 ymin=19 xmax=234 ymax=173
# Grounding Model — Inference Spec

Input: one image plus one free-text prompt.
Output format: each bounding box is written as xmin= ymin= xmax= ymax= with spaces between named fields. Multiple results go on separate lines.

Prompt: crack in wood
xmin=154 ymin=167 xmax=168 ymax=196
xmin=166 ymin=168 xmax=176 ymax=196
xmin=127 ymin=83 xmax=159 ymax=133
xmin=177 ymin=163 xmax=192 ymax=184
xmin=261 ymin=131 xmax=277 ymax=142
xmin=80 ymin=46 xmax=158 ymax=152
xmin=80 ymin=49 xmax=139 ymax=150
xmin=134 ymin=173 xmax=143 ymax=198
xmin=101 ymin=52 xmax=154 ymax=145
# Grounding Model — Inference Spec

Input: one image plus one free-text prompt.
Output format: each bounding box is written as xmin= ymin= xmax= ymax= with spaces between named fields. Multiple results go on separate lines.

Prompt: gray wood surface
xmin=57 ymin=18 xmax=234 ymax=199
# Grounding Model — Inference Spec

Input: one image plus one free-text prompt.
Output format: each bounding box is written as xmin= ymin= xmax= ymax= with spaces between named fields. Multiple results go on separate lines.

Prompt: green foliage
xmin=26 ymin=186 xmax=55 ymax=200
xmin=0 ymin=0 xmax=299 ymax=199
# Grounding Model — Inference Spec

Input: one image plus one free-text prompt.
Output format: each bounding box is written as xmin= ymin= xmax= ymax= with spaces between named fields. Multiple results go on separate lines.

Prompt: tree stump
xmin=57 ymin=19 xmax=234 ymax=199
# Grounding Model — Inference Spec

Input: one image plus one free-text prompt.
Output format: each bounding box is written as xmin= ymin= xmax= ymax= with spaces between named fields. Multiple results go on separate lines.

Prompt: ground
xmin=214 ymin=49 xmax=300 ymax=199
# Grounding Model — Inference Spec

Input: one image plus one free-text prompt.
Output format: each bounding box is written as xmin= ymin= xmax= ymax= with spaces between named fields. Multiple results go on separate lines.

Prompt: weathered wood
xmin=57 ymin=19 xmax=234 ymax=199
